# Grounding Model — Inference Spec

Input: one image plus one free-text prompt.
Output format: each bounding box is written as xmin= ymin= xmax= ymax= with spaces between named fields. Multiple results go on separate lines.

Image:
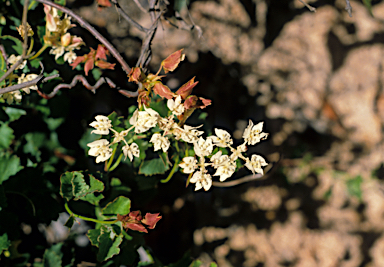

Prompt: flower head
xmin=213 ymin=160 xmax=236 ymax=182
xmin=190 ymin=171 xmax=212 ymax=191
xmin=179 ymin=156 xmax=198 ymax=174
xmin=8 ymin=54 xmax=26 ymax=70
xmin=123 ymin=143 xmax=140 ymax=161
xmin=243 ymin=120 xmax=268 ymax=145
xmin=194 ymin=137 xmax=214 ymax=157
xmin=167 ymin=95 xmax=185 ymax=116
xmin=244 ymin=154 xmax=268 ymax=175
xmin=129 ymin=107 xmax=159 ymax=133
xmin=150 ymin=133 xmax=170 ymax=152
xmin=87 ymin=139 xmax=113 ymax=163
xmin=17 ymin=73 xmax=39 ymax=94
xmin=209 ymin=128 xmax=233 ymax=148
xmin=89 ymin=115 xmax=112 ymax=135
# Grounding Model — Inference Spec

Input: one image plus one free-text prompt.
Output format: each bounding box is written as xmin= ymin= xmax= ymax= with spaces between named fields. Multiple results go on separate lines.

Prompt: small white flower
xmin=190 ymin=171 xmax=212 ymax=191
xmin=210 ymin=151 xmax=229 ymax=168
xmin=89 ymin=115 xmax=112 ymax=135
xmin=64 ymin=51 xmax=77 ymax=63
xmin=17 ymin=73 xmax=39 ymax=93
xmin=129 ymin=107 xmax=159 ymax=133
xmin=112 ymin=129 xmax=129 ymax=144
xmin=214 ymin=160 xmax=236 ymax=182
xmin=243 ymin=120 xmax=268 ymax=145
xmin=122 ymin=143 xmax=140 ymax=162
xmin=167 ymin=95 xmax=185 ymax=116
xmin=230 ymin=143 xmax=247 ymax=161
xmin=87 ymin=139 xmax=113 ymax=163
xmin=50 ymin=46 xmax=65 ymax=60
xmin=244 ymin=154 xmax=268 ymax=175
xmin=179 ymin=125 xmax=204 ymax=143
xmin=8 ymin=54 xmax=26 ymax=70
xmin=179 ymin=156 xmax=198 ymax=174
xmin=209 ymin=128 xmax=233 ymax=148
xmin=150 ymin=133 xmax=170 ymax=153
xmin=194 ymin=137 xmax=214 ymax=157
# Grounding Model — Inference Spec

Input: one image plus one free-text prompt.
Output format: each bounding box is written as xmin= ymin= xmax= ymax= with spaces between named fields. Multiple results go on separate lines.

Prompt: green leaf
xmin=97 ymin=229 xmax=123 ymax=262
xmin=42 ymin=243 xmax=63 ymax=267
xmin=102 ymin=196 xmax=131 ymax=216
xmin=23 ymin=132 xmax=45 ymax=162
xmin=80 ymin=193 xmax=104 ymax=205
xmin=139 ymin=157 xmax=169 ymax=176
xmin=44 ymin=117 xmax=64 ymax=131
xmin=0 ymin=123 xmax=14 ymax=149
xmin=0 ymin=51 xmax=6 ymax=87
xmin=60 ymin=171 xmax=105 ymax=202
xmin=60 ymin=171 xmax=74 ymax=201
xmin=209 ymin=262 xmax=218 ymax=267
xmin=87 ymin=228 xmax=101 ymax=247
xmin=0 ymin=35 xmax=23 ymax=55
xmin=0 ymin=153 xmax=23 ymax=185
xmin=0 ymin=233 xmax=11 ymax=256
xmin=3 ymin=107 xmax=26 ymax=122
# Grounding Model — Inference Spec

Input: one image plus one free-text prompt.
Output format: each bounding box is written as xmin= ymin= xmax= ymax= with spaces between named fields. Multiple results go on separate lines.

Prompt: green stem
xmin=29 ymin=44 xmax=49 ymax=60
xmin=105 ymin=145 xmax=118 ymax=172
xmin=64 ymin=202 xmax=117 ymax=224
xmin=160 ymin=157 xmax=179 ymax=183
xmin=27 ymin=38 xmax=34 ymax=56
xmin=108 ymin=153 xmax=123 ymax=172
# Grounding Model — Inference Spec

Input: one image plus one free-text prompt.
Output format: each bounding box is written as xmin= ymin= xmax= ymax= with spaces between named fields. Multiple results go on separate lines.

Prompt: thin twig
xmin=0 ymin=53 xmax=35 ymax=84
xmin=212 ymin=174 xmax=263 ymax=187
xmin=345 ymin=0 xmax=352 ymax=17
xmin=0 ymin=75 xmax=59 ymax=95
xmin=110 ymin=0 xmax=149 ymax=33
xmin=131 ymin=0 xmax=147 ymax=13
xmin=0 ymin=45 xmax=8 ymax=66
xmin=21 ymin=0 xmax=29 ymax=57
xmin=34 ymin=0 xmax=131 ymax=75
xmin=298 ymin=0 xmax=316 ymax=12
xmin=136 ymin=10 xmax=164 ymax=68
xmin=36 ymin=75 xmax=138 ymax=99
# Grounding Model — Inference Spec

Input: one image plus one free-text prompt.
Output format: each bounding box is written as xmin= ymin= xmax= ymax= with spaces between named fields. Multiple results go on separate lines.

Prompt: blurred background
xmin=39 ymin=0 xmax=384 ymax=265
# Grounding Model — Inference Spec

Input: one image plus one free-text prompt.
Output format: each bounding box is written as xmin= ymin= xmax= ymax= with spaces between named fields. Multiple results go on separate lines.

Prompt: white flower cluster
xmin=87 ymin=95 xmax=268 ymax=192
xmin=179 ymin=122 xmax=268 ymax=191
xmin=87 ymin=115 xmax=139 ymax=163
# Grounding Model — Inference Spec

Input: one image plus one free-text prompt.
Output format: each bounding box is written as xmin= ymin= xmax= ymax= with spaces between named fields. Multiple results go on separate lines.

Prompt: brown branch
xmin=0 ymin=53 xmax=36 ymax=87
xmin=0 ymin=74 xmax=59 ymax=95
xmin=131 ymin=0 xmax=147 ymax=13
xmin=298 ymin=0 xmax=316 ymax=12
xmin=21 ymin=0 xmax=29 ymax=57
xmin=345 ymin=0 xmax=352 ymax=17
xmin=36 ymin=75 xmax=117 ymax=99
xmin=136 ymin=10 xmax=164 ymax=68
xmin=110 ymin=0 xmax=149 ymax=33
xmin=35 ymin=75 xmax=137 ymax=99
xmin=212 ymin=173 xmax=264 ymax=187
xmin=34 ymin=0 xmax=131 ymax=75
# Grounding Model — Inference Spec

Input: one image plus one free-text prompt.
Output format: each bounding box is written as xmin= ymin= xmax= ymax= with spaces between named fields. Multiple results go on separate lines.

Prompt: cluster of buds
xmin=43 ymin=5 xmax=84 ymax=63
xmin=117 ymin=211 xmax=162 ymax=233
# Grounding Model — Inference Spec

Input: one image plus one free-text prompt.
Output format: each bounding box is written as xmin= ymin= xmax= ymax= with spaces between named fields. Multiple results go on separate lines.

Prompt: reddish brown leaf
xmin=153 ymin=82 xmax=175 ymax=99
xmin=161 ymin=49 xmax=185 ymax=73
xmin=84 ymin=58 xmax=95 ymax=76
xmin=176 ymin=77 xmax=198 ymax=99
xmin=184 ymin=95 xmax=198 ymax=110
xmin=70 ymin=55 xmax=86 ymax=69
xmin=96 ymin=45 xmax=109 ymax=60
xmin=95 ymin=60 xmax=115 ymax=70
xmin=128 ymin=67 xmax=143 ymax=83
xmin=142 ymin=213 xmax=162 ymax=229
